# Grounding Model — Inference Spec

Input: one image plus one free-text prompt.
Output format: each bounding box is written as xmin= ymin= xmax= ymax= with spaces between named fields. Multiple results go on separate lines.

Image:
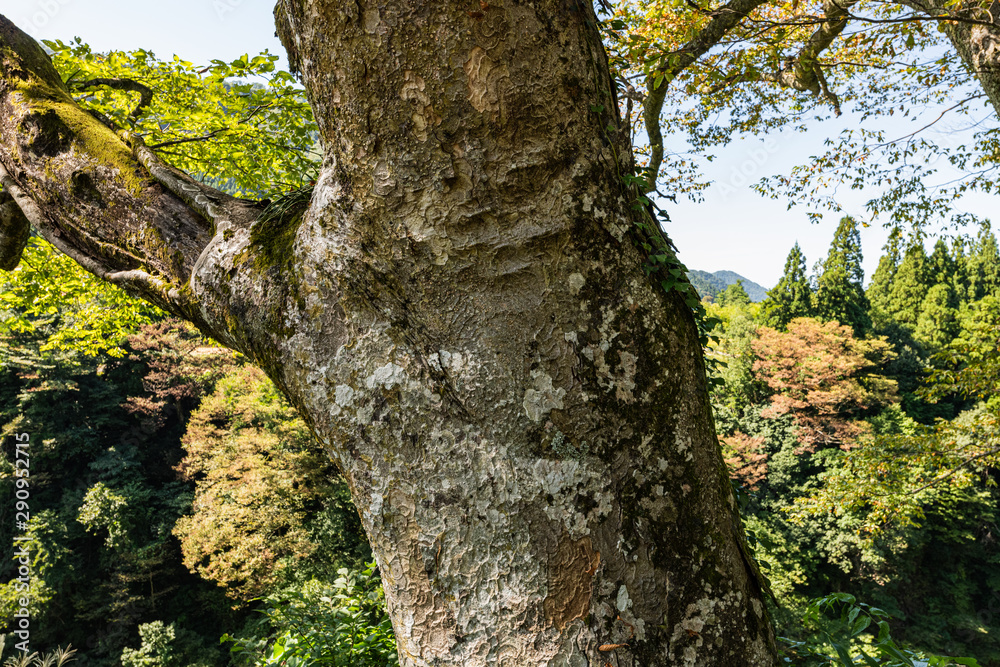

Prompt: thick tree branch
xmin=749 ymin=0 xmax=1000 ymax=117
xmin=125 ymin=130 xmax=244 ymax=225
xmin=903 ymin=0 xmax=1000 ymax=116
xmin=3 ymin=6 xmax=781 ymax=662
xmin=765 ymin=0 xmax=859 ymax=115
xmin=74 ymin=77 xmax=154 ymax=122
xmin=700 ymin=2 xmax=860 ymax=111
xmin=642 ymin=0 xmax=770 ymax=192
xmin=0 ymin=154 xmax=177 ymax=307
xmin=0 ymin=14 xmax=264 ymax=341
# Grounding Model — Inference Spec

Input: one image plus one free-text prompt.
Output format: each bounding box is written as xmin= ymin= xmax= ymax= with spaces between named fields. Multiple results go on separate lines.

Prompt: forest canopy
xmin=603 ymin=0 xmax=1000 ymax=232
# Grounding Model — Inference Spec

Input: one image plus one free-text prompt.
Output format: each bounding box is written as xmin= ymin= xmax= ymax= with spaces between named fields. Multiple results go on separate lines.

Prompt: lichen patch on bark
xmin=523 ymin=370 xmax=566 ymax=422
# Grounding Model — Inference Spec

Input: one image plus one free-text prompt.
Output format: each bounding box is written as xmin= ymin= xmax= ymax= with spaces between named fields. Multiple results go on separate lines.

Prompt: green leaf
xmin=850 ymin=614 xmax=871 ymax=637
xmin=831 ymin=640 xmax=854 ymax=666
xmin=859 ymin=651 xmax=881 ymax=667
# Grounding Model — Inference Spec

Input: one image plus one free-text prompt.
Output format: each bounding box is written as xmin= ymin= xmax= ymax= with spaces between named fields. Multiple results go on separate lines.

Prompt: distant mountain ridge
xmin=687 ymin=270 xmax=769 ymax=303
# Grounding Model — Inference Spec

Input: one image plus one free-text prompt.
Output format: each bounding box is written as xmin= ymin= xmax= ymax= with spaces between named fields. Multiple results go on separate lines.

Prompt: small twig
xmin=148 ymin=129 xmax=225 ymax=150
xmin=874 ymin=94 xmax=984 ymax=148
xmin=147 ymin=101 xmax=277 ymax=150
xmin=841 ymin=9 xmax=997 ymax=27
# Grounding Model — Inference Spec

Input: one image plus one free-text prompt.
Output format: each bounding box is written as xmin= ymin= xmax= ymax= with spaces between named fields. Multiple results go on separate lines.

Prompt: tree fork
xmin=1 ymin=4 xmax=777 ymax=664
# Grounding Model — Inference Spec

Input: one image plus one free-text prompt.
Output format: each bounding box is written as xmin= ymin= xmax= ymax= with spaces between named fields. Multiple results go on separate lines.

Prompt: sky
xmin=5 ymin=0 xmax=286 ymax=65
xmin=3 ymin=0 xmax=994 ymax=289
xmin=663 ymin=117 xmax=997 ymax=288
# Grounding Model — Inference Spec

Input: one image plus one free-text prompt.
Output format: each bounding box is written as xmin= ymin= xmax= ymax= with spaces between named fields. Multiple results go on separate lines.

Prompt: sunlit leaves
xmin=77 ymin=481 xmax=133 ymax=549
xmin=781 ymin=592 xmax=982 ymax=666
xmin=789 ymin=404 xmax=998 ymax=535
xmin=222 ymin=568 xmax=398 ymax=667
xmin=792 ymin=297 xmax=1000 ymax=536
xmin=0 ymin=40 xmax=321 ymax=360
xmin=43 ymin=38 xmax=320 ymax=198
xmin=173 ymin=365 xmax=341 ymax=602
xmin=0 ymin=237 xmax=162 ymax=359
xmin=754 ymin=317 xmax=897 ymax=451
xmin=603 ymin=0 xmax=994 ymax=227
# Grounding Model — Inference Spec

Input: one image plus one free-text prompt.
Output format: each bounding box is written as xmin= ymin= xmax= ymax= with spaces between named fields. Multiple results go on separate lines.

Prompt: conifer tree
xmin=967 ymin=224 xmax=1000 ymax=301
xmin=950 ymin=236 xmax=971 ymax=307
xmin=927 ymin=239 xmax=956 ymax=287
xmin=915 ymin=283 xmax=960 ymax=351
xmin=913 ymin=239 xmax=961 ymax=350
xmin=814 ymin=216 xmax=871 ymax=334
xmin=716 ymin=280 xmax=752 ymax=307
xmin=867 ymin=227 xmax=903 ymax=321
xmin=760 ymin=242 xmax=812 ymax=329
xmin=884 ymin=236 xmax=930 ymax=329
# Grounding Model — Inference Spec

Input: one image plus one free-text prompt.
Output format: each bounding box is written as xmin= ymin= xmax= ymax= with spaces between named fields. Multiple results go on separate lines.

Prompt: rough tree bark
xmin=0 ymin=3 xmax=777 ymax=665
xmin=906 ymin=0 xmax=1000 ymax=115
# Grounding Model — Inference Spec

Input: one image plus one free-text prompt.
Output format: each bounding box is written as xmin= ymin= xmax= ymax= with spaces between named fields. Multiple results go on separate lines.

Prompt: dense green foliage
xmin=0 ymin=315 xmax=376 ymax=664
xmin=710 ymin=225 xmax=1000 ymax=665
xmin=814 ymin=217 xmax=871 ymax=336
xmin=222 ymin=565 xmax=397 ymax=667
xmin=0 ymin=322 xmax=241 ymax=664
xmin=173 ymin=365 xmax=369 ymax=601
xmin=0 ymin=238 xmax=162 ymax=358
xmin=780 ymin=593 xmax=982 ymax=666
xmin=43 ymin=38 xmax=319 ymax=198
xmin=0 ymin=41 xmax=365 ymax=667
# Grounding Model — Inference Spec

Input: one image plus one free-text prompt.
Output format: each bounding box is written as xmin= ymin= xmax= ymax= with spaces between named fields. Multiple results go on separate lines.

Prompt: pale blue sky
xmin=2 ymin=0 xmax=992 ymax=288
xmin=6 ymin=0 xmax=286 ymax=66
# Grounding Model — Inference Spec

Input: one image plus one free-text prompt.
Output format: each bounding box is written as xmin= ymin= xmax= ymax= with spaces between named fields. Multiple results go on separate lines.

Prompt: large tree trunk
xmin=0 ymin=3 xmax=777 ymax=664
